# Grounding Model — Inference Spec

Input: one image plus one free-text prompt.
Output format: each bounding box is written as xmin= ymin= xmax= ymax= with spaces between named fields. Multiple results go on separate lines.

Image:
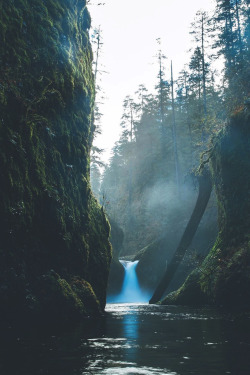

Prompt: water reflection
xmin=120 ymin=305 xmax=140 ymax=364
xmin=121 ymin=305 xmax=139 ymax=339
xmin=1 ymin=304 xmax=250 ymax=375
xmin=84 ymin=304 xmax=250 ymax=375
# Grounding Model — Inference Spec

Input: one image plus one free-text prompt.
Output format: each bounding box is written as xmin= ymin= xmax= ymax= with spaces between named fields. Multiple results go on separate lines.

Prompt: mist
xmin=89 ymin=0 xmax=249 ymax=310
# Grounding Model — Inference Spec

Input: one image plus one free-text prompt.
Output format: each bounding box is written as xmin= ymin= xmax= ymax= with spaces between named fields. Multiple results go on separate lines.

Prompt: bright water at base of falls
xmin=1 ymin=304 xmax=250 ymax=375
xmin=107 ymin=260 xmax=151 ymax=304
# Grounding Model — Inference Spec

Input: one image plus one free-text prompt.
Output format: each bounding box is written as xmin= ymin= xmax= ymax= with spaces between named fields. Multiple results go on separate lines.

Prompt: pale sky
xmin=88 ymin=0 xmax=216 ymax=163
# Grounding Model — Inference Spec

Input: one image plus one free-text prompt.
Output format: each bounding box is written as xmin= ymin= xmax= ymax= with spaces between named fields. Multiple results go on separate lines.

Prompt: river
xmin=1 ymin=303 xmax=250 ymax=375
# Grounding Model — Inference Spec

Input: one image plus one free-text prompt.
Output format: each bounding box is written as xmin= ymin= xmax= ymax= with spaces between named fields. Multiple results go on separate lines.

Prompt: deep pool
xmin=1 ymin=304 xmax=250 ymax=374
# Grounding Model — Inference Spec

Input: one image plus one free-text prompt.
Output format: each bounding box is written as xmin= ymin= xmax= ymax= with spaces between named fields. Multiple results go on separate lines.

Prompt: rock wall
xmin=107 ymin=218 xmax=125 ymax=296
xmin=162 ymin=106 xmax=250 ymax=308
xmin=0 ymin=0 xmax=111 ymax=325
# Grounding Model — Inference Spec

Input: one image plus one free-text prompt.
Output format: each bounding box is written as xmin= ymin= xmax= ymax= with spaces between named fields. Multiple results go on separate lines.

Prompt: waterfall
xmin=107 ymin=260 xmax=150 ymax=303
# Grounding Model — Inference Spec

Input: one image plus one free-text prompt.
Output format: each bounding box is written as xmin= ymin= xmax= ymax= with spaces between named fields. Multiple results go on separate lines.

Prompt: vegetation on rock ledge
xmin=161 ymin=107 xmax=250 ymax=308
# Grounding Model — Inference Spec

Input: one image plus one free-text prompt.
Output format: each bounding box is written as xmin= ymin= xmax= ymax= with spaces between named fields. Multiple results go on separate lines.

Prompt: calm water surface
xmin=1 ymin=304 xmax=250 ymax=375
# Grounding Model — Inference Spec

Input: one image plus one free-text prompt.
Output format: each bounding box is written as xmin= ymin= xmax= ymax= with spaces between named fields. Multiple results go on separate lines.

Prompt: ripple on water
xmin=105 ymin=303 xmax=228 ymax=321
xmin=1 ymin=303 xmax=250 ymax=375
xmin=82 ymin=361 xmax=178 ymax=375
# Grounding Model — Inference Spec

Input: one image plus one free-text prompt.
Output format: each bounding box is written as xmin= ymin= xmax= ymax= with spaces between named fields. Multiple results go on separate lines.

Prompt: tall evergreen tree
xmin=170 ymin=61 xmax=181 ymax=194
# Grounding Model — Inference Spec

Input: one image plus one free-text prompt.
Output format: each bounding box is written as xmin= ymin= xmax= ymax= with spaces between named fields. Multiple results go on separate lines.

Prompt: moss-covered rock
xmin=162 ymin=106 xmax=250 ymax=308
xmin=107 ymin=219 xmax=125 ymax=295
xmin=107 ymin=257 xmax=125 ymax=296
xmin=0 ymin=0 xmax=111 ymax=326
xmin=109 ymin=217 xmax=124 ymax=258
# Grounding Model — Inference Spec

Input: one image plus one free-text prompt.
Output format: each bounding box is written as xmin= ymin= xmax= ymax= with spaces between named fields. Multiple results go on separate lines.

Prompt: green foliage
xmin=102 ymin=1 xmax=249 ymax=263
xmin=213 ymin=0 xmax=250 ymax=112
xmin=35 ymin=271 xmax=86 ymax=322
xmin=71 ymin=277 xmax=102 ymax=315
xmin=101 ymin=72 xmax=220 ymax=255
xmin=161 ymin=107 xmax=250 ymax=308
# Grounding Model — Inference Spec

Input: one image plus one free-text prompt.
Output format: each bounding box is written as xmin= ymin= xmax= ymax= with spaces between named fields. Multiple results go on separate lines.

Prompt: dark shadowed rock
xmin=0 ymin=0 xmax=111 ymax=327
xmin=161 ymin=106 xmax=250 ymax=308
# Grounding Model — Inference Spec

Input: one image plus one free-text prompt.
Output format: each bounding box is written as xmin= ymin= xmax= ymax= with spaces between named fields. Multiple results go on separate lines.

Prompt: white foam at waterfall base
xmin=107 ymin=260 xmax=151 ymax=303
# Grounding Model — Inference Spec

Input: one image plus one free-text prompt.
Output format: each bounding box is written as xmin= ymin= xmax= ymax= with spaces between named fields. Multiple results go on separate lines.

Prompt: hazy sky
xmin=89 ymin=0 xmax=216 ymax=162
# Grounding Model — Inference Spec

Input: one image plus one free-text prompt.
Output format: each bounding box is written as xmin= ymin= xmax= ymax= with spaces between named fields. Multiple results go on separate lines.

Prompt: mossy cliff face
xmin=0 ymin=0 xmax=111 ymax=324
xmin=162 ymin=107 xmax=250 ymax=308
xmin=107 ymin=219 xmax=125 ymax=296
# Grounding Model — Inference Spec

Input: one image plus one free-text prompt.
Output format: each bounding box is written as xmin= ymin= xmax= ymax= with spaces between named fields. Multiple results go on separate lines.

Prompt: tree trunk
xmin=235 ymin=0 xmax=243 ymax=57
xmin=94 ymin=27 xmax=101 ymax=82
xmin=201 ymin=15 xmax=207 ymax=118
xmin=159 ymin=51 xmax=165 ymax=154
xmin=171 ymin=61 xmax=181 ymax=195
xmin=149 ymin=167 xmax=212 ymax=304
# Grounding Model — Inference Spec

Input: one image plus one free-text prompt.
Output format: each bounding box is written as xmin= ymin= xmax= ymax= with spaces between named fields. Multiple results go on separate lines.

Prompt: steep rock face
xmin=109 ymin=218 xmax=124 ymax=258
xmin=107 ymin=219 xmax=125 ymax=296
xmin=0 ymin=0 xmax=111 ymax=325
xmin=134 ymin=193 xmax=217 ymax=293
xmin=162 ymin=107 xmax=250 ymax=308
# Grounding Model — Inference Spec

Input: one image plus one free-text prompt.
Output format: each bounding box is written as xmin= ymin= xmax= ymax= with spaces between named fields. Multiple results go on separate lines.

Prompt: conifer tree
xmin=170 ymin=61 xmax=181 ymax=194
xmin=90 ymin=27 xmax=105 ymax=196
xmin=213 ymin=0 xmax=249 ymax=110
xmin=190 ymin=11 xmax=212 ymax=119
xmin=155 ymin=39 xmax=170 ymax=152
